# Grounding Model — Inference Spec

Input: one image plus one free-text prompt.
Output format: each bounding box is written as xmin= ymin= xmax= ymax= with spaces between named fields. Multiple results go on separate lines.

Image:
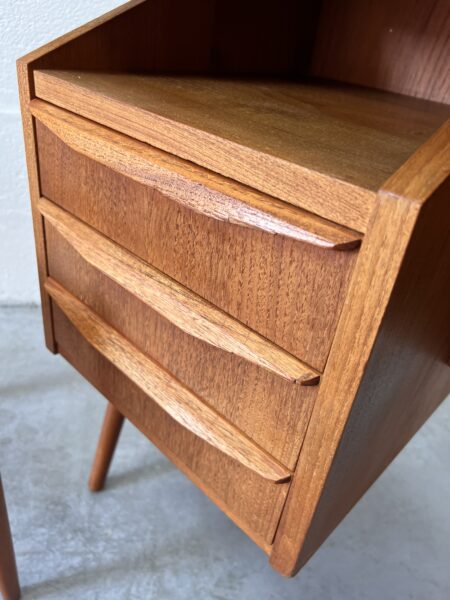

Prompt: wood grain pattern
xmin=312 ymin=0 xmax=450 ymax=103
xmin=19 ymin=0 xmax=317 ymax=77
xmin=36 ymin=119 xmax=358 ymax=372
xmin=33 ymin=69 xmax=370 ymax=232
xmin=39 ymin=197 xmax=319 ymax=384
xmin=52 ymin=302 xmax=290 ymax=546
xmin=46 ymin=278 xmax=292 ymax=484
xmin=16 ymin=62 xmax=56 ymax=352
xmin=44 ymin=220 xmax=318 ymax=470
xmin=17 ymin=0 xmax=147 ymax=70
xmin=31 ymin=100 xmax=360 ymax=250
xmin=33 ymin=70 xmax=449 ymax=231
xmin=294 ymin=171 xmax=450 ymax=569
xmin=270 ymin=121 xmax=450 ymax=575
xmin=16 ymin=0 xmax=154 ymax=358
xmin=17 ymin=0 xmax=450 ymax=577
xmin=88 ymin=402 xmax=125 ymax=492
xmin=0 ymin=477 xmax=20 ymax=600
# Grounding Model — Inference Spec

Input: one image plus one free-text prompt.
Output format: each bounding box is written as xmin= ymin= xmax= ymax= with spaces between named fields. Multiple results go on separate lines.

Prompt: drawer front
xmin=43 ymin=206 xmax=318 ymax=471
xmin=51 ymin=302 xmax=289 ymax=547
xmin=34 ymin=102 xmax=360 ymax=371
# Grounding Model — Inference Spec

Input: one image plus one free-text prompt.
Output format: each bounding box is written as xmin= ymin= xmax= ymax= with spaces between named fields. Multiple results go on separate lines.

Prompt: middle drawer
xmin=33 ymin=100 xmax=361 ymax=371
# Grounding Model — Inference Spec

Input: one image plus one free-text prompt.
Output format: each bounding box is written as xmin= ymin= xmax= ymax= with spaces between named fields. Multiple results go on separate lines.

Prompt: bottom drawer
xmin=51 ymin=296 xmax=290 ymax=549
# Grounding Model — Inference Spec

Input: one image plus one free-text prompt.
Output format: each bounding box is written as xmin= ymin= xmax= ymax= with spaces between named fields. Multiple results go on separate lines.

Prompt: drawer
xmin=50 ymin=300 xmax=288 ymax=548
xmin=33 ymin=100 xmax=361 ymax=371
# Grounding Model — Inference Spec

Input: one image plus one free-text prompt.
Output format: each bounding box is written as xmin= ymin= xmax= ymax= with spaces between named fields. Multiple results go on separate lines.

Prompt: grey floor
xmin=1 ymin=307 xmax=449 ymax=600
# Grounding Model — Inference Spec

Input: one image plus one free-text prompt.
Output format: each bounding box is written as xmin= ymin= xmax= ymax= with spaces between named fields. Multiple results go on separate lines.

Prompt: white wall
xmin=0 ymin=0 xmax=123 ymax=305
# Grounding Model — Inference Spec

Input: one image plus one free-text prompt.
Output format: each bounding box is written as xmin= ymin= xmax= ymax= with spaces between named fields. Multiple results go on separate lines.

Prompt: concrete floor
xmin=1 ymin=306 xmax=449 ymax=600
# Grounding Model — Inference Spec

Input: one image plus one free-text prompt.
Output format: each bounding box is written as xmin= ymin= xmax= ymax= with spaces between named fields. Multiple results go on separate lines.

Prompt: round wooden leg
xmin=0 ymin=477 xmax=20 ymax=600
xmin=88 ymin=403 xmax=125 ymax=492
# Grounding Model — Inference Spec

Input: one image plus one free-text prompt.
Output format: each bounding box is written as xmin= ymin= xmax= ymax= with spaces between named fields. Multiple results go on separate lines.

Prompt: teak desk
xmin=18 ymin=0 xmax=450 ymax=576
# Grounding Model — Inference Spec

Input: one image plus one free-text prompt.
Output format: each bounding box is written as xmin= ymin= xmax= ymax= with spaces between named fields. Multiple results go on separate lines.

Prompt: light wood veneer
xmin=39 ymin=198 xmax=319 ymax=385
xmin=18 ymin=0 xmax=450 ymax=579
xmin=51 ymin=300 xmax=291 ymax=547
xmin=43 ymin=215 xmax=318 ymax=471
xmin=46 ymin=278 xmax=293 ymax=484
xmin=33 ymin=69 xmax=449 ymax=232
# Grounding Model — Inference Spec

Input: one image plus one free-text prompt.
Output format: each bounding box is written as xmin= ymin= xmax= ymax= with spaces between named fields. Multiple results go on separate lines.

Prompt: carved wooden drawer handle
xmin=31 ymin=99 xmax=361 ymax=251
xmin=40 ymin=197 xmax=320 ymax=385
xmin=45 ymin=277 xmax=292 ymax=483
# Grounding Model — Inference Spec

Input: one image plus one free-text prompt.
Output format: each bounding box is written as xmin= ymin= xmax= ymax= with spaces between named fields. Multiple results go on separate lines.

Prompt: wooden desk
xmin=18 ymin=0 xmax=450 ymax=577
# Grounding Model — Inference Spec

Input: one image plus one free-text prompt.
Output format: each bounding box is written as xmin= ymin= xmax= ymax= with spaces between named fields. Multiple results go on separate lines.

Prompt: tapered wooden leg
xmin=0 ymin=477 xmax=20 ymax=600
xmin=88 ymin=403 xmax=125 ymax=492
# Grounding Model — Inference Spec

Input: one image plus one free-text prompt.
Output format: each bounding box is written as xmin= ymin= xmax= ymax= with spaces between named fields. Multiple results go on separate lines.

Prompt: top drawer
xmin=33 ymin=101 xmax=361 ymax=371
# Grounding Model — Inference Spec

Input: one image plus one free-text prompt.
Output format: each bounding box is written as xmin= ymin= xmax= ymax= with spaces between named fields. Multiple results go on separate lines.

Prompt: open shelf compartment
xmin=23 ymin=0 xmax=450 ymax=232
